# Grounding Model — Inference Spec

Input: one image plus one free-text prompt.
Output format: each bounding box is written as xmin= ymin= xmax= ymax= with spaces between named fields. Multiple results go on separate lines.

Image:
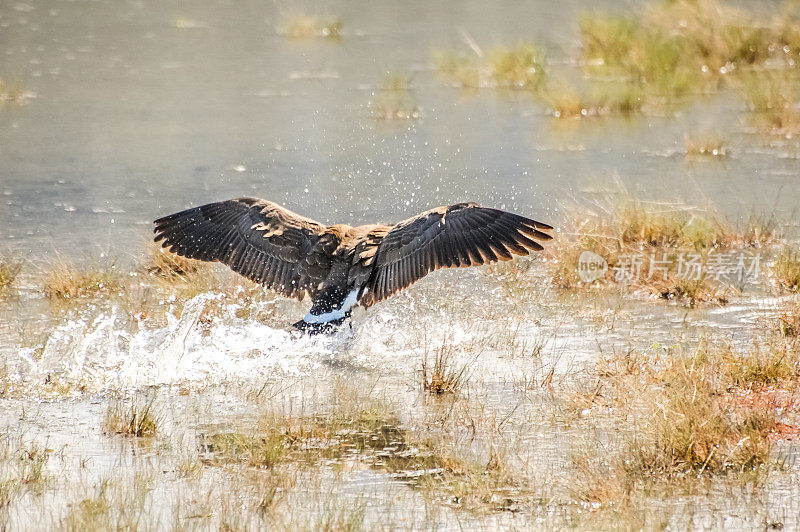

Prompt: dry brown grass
xmin=685 ymin=133 xmax=729 ymax=158
xmin=631 ymin=356 xmax=776 ymax=475
xmin=144 ymin=242 xmax=207 ymax=282
xmin=104 ymin=398 xmax=159 ymax=437
xmin=571 ymin=449 xmax=632 ymax=505
xmin=721 ymin=344 xmax=798 ymax=388
xmin=585 ymin=338 xmax=800 ymax=482
xmin=773 ymin=246 xmax=800 ymax=292
xmin=0 ymin=436 xmax=51 ymax=508
xmin=0 ymin=259 xmax=21 ymax=297
xmin=778 ymin=302 xmax=800 ymax=337
xmin=743 ymin=212 xmax=779 ymax=247
xmin=643 ymin=274 xmax=733 ymax=308
xmin=43 ymin=260 xmax=124 ymax=301
xmin=420 ymin=337 xmax=471 ymax=396
xmin=543 ymin=78 xmax=645 ymax=119
xmin=550 ymin=198 xmax=769 ymax=305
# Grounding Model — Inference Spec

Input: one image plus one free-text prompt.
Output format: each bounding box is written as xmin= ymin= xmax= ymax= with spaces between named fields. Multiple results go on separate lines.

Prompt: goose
xmin=153 ymin=198 xmax=553 ymax=333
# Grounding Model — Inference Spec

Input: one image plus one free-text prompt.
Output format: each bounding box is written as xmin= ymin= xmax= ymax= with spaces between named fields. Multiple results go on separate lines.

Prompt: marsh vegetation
xmin=3 ymin=0 xmax=800 ymax=529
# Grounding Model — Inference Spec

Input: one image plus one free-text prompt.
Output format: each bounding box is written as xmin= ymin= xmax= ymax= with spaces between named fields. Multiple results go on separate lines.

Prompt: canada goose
xmin=154 ymin=198 xmax=553 ymax=333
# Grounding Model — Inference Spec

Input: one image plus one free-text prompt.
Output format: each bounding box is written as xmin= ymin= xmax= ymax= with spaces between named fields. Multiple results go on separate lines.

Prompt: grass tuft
xmin=0 ymin=259 xmax=21 ymax=297
xmin=420 ymin=337 xmax=471 ymax=396
xmin=589 ymin=340 xmax=795 ymax=481
xmin=685 ymin=133 xmax=729 ymax=158
xmin=434 ymin=41 xmax=546 ymax=90
xmin=43 ymin=260 xmax=123 ymax=301
xmin=145 ymin=243 xmax=206 ymax=281
xmin=773 ymin=246 xmax=800 ymax=292
xmin=631 ymin=350 xmax=776 ymax=475
xmin=645 ymin=274 xmax=731 ymax=308
xmin=737 ymin=70 xmax=800 ymax=136
xmin=281 ymin=14 xmax=342 ymax=39
xmin=104 ymin=398 xmax=159 ymax=437
xmin=575 ymin=0 xmax=800 ymax=121
xmin=0 ymin=78 xmax=32 ymax=103
xmin=580 ymin=13 xmax=697 ymax=104
xmin=543 ymin=79 xmax=644 ymax=118
xmin=778 ymin=303 xmax=800 ymax=337
xmin=550 ymin=198 xmax=742 ymax=300
xmin=721 ymin=346 xmax=797 ymax=387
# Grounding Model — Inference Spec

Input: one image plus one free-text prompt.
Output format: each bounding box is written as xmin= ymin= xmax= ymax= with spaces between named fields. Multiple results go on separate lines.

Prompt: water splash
xmin=18 ymin=294 xmax=352 ymax=392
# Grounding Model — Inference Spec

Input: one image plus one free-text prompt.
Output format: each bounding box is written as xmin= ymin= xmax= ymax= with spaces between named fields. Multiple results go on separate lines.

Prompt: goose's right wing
xmin=153 ymin=197 xmax=329 ymax=300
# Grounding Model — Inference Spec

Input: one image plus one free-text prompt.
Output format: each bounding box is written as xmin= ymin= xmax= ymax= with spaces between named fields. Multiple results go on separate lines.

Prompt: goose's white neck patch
xmin=303 ymin=289 xmax=359 ymax=324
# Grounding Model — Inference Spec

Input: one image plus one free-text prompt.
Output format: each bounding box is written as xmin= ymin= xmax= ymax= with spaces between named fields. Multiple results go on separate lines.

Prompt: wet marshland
xmin=2 ymin=0 xmax=800 ymax=529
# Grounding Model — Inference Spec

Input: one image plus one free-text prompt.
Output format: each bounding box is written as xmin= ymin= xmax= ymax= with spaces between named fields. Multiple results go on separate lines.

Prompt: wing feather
xmin=153 ymin=197 xmax=328 ymax=300
xmin=364 ymin=203 xmax=552 ymax=305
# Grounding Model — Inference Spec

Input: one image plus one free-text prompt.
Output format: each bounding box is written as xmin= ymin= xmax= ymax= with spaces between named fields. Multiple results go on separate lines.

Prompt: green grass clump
xmin=773 ymin=247 xmax=800 ymax=291
xmin=581 ymin=15 xmax=639 ymax=70
xmin=206 ymin=391 xmax=397 ymax=469
xmin=206 ymin=431 xmax=288 ymax=468
xmin=487 ymin=42 xmax=547 ymax=90
xmin=645 ymin=0 xmax=775 ymax=72
xmin=434 ymin=42 xmax=546 ymax=90
xmin=578 ymin=0 xmax=800 ymax=116
xmin=580 ymin=14 xmax=697 ymax=104
xmin=737 ymin=70 xmax=800 ymax=136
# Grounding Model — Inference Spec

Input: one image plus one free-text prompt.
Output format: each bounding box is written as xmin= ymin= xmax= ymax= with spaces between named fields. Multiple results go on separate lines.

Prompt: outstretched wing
xmin=153 ymin=197 xmax=329 ymax=300
xmin=361 ymin=202 xmax=553 ymax=305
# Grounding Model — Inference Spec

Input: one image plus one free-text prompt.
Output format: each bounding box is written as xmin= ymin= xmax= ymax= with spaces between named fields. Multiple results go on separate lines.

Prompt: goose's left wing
xmin=361 ymin=203 xmax=553 ymax=305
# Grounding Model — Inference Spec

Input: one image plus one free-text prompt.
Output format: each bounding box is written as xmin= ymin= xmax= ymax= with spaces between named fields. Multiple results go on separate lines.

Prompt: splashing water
xmin=16 ymin=293 xmax=362 ymax=392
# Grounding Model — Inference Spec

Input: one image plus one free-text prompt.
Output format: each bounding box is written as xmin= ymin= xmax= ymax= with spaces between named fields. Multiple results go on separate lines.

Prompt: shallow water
xmin=2 ymin=0 xmax=800 ymax=529
xmin=1 ymin=0 xmax=798 ymax=259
